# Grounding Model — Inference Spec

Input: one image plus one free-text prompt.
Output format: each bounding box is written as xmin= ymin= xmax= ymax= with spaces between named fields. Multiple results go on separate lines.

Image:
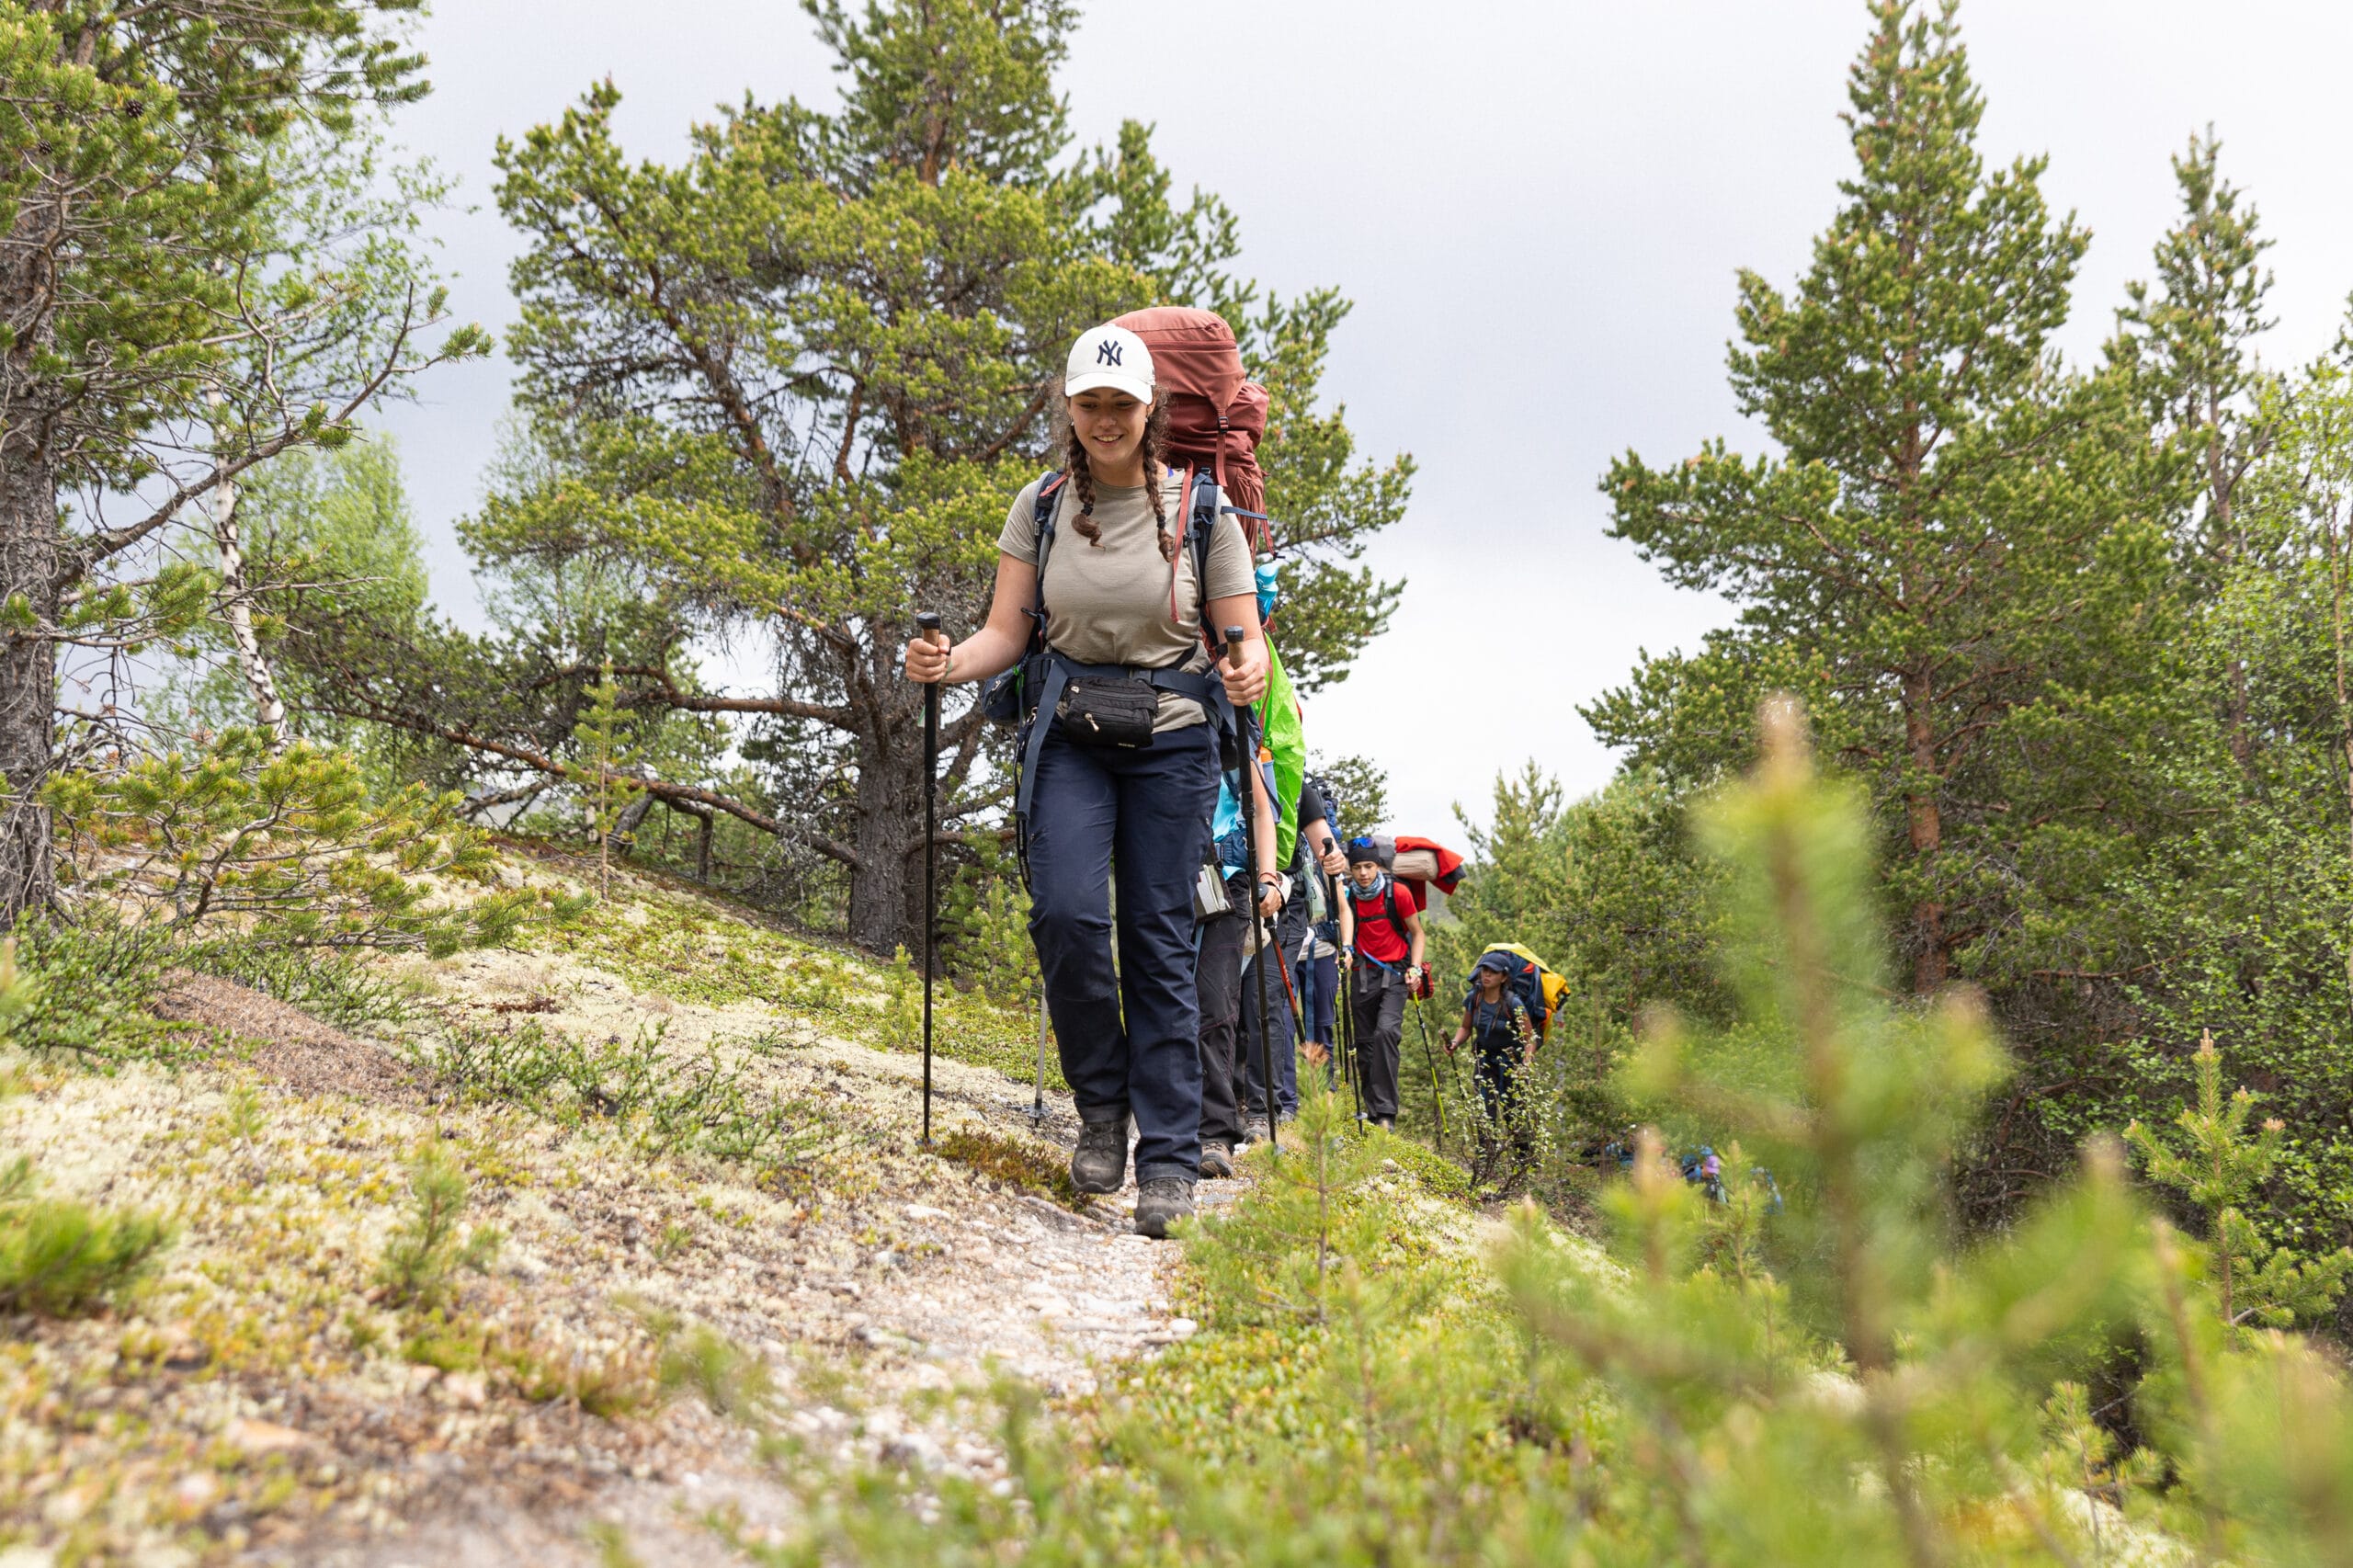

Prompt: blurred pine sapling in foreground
xmin=779 ymin=697 xmax=2353 ymax=1564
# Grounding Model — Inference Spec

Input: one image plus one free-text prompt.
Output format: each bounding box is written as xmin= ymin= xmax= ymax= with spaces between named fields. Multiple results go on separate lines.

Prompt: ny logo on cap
xmin=1096 ymin=340 xmax=1123 ymax=367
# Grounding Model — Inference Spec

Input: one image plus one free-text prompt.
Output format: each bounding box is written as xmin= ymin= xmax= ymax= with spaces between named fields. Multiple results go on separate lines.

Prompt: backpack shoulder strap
xmin=1030 ymin=471 xmax=1065 ymax=632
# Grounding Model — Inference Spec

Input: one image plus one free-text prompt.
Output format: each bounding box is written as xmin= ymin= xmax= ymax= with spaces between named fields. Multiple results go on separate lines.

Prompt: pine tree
xmin=2110 ymin=129 xmax=2278 ymax=770
xmin=303 ymin=0 xmax=1411 ymax=953
xmin=0 ymin=5 xmax=484 ymax=919
xmin=1588 ymin=0 xmax=2177 ymax=997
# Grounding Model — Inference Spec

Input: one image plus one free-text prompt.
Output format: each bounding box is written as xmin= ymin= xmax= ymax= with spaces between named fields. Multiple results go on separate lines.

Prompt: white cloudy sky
xmin=372 ymin=0 xmax=2353 ymax=840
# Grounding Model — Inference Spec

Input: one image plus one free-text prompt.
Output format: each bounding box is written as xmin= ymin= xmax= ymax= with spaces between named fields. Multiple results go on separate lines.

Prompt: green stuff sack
xmin=1257 ymin=642 xmax=1307 ymax=866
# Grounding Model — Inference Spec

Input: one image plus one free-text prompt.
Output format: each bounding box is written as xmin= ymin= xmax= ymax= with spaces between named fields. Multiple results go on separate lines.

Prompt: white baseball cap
xmin=1064 ymin=323 xmax=1154 ymax=402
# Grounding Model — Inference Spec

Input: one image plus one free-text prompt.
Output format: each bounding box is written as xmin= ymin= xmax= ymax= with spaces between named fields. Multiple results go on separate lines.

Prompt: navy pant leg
xmin=1239 ymin=951 xmax=1298 ymax=1118
xmin=1108 ymin=723 xmax=1217 ymax=1181
xmin=1196 ymin=887 xmax=1245 ymax=1148
xmin=1025 ymin=729 xmax=1129 ymax=1120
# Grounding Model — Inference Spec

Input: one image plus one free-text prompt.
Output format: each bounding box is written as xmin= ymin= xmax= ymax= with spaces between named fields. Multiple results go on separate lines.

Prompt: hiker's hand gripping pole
xmin=916 ymin=611 xmax=945 ymax=1147
xmin=1227 ymin=626 xmax=1279 ymax=1161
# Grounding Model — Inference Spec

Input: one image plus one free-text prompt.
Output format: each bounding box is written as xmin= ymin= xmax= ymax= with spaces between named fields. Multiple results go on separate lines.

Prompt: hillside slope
xmin=2 ymin=848 xmax=1232 ymax=1565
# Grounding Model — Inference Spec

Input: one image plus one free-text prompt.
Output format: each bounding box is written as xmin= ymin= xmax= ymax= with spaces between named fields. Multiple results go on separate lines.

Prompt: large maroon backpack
xmin=1113 ymin=306 xmax=1271 ymax=551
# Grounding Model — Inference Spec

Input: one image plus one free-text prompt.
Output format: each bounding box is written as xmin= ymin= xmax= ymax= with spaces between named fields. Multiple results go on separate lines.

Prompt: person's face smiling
xmin=1069 ymin=389 xmax=1149 ymax=470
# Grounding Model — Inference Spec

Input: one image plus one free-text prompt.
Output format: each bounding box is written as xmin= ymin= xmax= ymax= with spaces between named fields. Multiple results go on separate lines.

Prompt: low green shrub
xmin=376 ymin=1149 xmax=503 ymax=1310
xmin=10 ymin=916 xmax=186 ymax=1062
xmin=0 ymin=1156 xmax=171 ymax=1317
xmin=932 ymin=1126 xmax=1081 ymax=1210
xmin=426 ymin=1016 xmax=828 ymax=1166
xmin=182 ymin=936 xmax=415 ymax=1032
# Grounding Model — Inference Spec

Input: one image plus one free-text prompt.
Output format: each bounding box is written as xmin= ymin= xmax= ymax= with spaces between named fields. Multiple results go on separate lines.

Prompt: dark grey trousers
xmin=1349 ymin=962 xmax=1407 ymax=1121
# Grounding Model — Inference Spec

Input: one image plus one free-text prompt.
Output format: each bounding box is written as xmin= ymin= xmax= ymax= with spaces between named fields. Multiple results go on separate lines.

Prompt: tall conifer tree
xmin=2110 ymin=131 xmax=2277 ymax=770
xmin=1588 ymin=0 xmax=2174 ymax=996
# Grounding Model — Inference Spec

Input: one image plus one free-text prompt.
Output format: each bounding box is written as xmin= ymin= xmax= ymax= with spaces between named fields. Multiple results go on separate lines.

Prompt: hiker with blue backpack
xmin=1449 ymin=950 xmax=1538 ymax=1164
xmin=1337 ymin=836 xmax=1426 ymax=1131
xmin=902 ymin=320 xmax=1267 ymax=1239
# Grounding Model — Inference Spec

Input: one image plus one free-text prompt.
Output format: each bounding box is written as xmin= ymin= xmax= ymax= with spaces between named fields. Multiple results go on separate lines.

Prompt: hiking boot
xmin=1240 ymin=1115 xmax=1271 ymax=1146
xmin=1133 ymin=1177 xmax=1195 ymax=1239
xmin=1071 ymin=1115 xmax=1130 ymax=1195
xmin=1199 ymin=1142 xmax=1235 ymax=1179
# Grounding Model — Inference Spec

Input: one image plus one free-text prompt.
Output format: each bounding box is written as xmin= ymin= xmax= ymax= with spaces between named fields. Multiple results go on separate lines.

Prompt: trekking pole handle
xmin=916 ymin=610 xmax=945 ymax=646
xmin=1222 ymin=625 xmax=1245 ymax=665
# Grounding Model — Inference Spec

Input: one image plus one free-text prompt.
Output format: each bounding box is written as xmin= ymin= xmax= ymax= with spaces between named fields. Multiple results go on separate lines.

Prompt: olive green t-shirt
xmin=997 ymin=472 xmax=1256 ymax=731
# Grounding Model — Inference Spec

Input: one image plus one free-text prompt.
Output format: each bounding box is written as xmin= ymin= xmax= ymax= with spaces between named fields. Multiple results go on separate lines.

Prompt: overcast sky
xmin=372 ymin=0 xmax=2353 ymax=841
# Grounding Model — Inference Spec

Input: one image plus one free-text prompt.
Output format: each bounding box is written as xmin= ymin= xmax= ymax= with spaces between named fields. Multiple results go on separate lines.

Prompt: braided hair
xmin=1063 ymin=400 xmax=1175 ymax=562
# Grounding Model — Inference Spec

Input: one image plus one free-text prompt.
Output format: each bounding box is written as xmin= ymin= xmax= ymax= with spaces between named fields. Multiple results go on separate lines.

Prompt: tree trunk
xmin=1902 ymin=668 xmax=1948 ymax=994
xmin=210 ymin=479 xmax=290 ymax=745
xmin=846 ymin=714 xmax=921 ymax=955
xmin=0 ymin=196 xmax=62 ymax=923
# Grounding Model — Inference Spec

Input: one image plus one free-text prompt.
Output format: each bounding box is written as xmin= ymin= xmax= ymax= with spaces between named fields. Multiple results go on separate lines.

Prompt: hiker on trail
xmin=1336 ymin=836 xmax=1425 ymax=1131
xmin=1195 ymin=747 xmax=1282 ymax=1178
xmin=902 ymin=321 xmax=1267 ymax=1240
xmin=1239 ymin=771 xmax=1345 ymax=1131
xmin=1293 ymin=782 xmax=1344 ymax=1083
xmin=1450 ymin=950 xmax=1536 ymax=1161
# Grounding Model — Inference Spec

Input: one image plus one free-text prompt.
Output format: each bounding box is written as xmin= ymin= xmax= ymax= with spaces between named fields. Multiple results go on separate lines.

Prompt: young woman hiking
xmin=1336 ymin=838 xmax=1426 ymax=1131
xmin=902 ymin=322 xmax=1268 ymax=1239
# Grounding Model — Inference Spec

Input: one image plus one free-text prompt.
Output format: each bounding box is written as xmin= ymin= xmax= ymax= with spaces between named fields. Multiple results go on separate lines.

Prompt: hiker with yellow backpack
xmin=1449 ymin=943 xmax=1570 ymax=1165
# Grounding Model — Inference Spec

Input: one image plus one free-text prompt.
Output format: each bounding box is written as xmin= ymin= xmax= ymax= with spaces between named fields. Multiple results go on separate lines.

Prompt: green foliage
xmin=6 ymin=915 xmax=185 ymax=1062
xmin=428 ymin=1016 xmax=829 ymax=1167
xmin=375 ymin=1148 xmax=503 ymax=1310
xmin=309 ymin=0 xmax=1407 ymax=951
xmin=571 ymin=660 xmax=644 ymax=898
xmin=773 ymin=696 xmax=2353 ymax=1564
xmin=2127 ymin=1032 xmax=2353 ymax=1334
xmin=1403 ymin=767 xmax=1722 ymax=1201
xmin=181 ymin=936 xmax=415 ymax=1033
xmin=46 ymin=730 xmax=537 ymax=956
xmin=940 ymin=837 xmax=1040 ymax=1006
xmin=1588 ymin=0 xmax=2185 ymax=1010
xmin=0 ymin=940 xmax=173 ymax=1315
xmin=0 ymin=1162 xmax=172 ymax=1318
xmin=1309 ymin=750 xmax=1390 ymax=842
xmin=931 ymin=1126 xmax=1082 ymax=1210
xmin=1188 ymin=1080 xmax=1418 ymax=1326
xmin=0 ymin=0 xmax=487 ymax=919
xmin=657 ymin=1323 xmax=776 ymax=1425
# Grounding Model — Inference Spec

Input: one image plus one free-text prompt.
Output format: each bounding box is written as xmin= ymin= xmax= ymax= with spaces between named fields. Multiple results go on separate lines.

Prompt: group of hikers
xmin=903 ymin=310 xmax=1550 ymax=1238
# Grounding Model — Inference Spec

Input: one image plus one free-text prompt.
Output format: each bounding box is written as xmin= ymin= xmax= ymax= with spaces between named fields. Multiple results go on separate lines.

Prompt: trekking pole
xmin=916 ymin=610 xmax=944 ymax=1148
xmin=1335 ymin=873 xmax=1362 ymax=1123
xmin=1225 ymin=627 xmax=1279 ymax=1162
xmin=1413 ymin=997 xmax=1446 ymax=1153
xmin=1274 ymin=931 xmax=1308 ymax=1048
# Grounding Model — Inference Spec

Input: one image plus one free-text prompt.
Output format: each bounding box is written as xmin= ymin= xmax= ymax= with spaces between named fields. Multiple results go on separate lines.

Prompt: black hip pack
xmin=1057 ymin=675 xmax=1158 ymax=749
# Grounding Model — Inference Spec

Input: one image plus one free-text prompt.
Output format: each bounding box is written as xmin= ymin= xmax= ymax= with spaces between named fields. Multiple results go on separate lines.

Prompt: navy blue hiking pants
xmin=1026 ymin=718 xmax=1218 ymax=1183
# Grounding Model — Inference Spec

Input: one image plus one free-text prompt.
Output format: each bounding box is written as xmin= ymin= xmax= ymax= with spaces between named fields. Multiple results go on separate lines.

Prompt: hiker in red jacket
xmin=1336 ymin=837 xmax=1425 ymax=1131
